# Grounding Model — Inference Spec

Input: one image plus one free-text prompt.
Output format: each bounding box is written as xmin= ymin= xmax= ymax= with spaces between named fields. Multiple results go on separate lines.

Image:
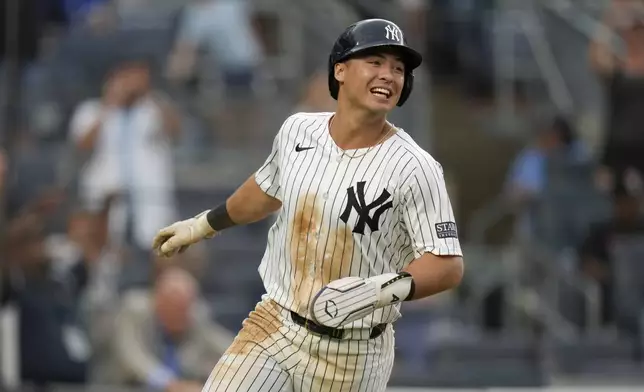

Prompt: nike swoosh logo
xmin=295 ymin=143 xmax=315 ymax=152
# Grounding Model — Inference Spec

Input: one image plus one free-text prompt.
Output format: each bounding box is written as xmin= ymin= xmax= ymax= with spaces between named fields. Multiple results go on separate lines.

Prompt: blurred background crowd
xmin=0 ymin=0 xmax=643 ymax=391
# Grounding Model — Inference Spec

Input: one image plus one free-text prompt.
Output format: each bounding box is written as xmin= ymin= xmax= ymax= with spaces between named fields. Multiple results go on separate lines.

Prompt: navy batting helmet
xmin=328 ymin=19 xmax=423 ymax=107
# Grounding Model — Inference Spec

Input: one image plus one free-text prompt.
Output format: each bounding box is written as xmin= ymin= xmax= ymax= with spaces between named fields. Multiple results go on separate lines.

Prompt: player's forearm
xmin=402 ymin=253 xmax=464 ymax=300
xmin=207 ymin=175 xmax=282 ymax=231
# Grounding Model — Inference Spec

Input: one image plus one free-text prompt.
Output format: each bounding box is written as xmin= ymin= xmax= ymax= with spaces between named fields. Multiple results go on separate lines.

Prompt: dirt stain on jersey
xmin=291 ymin=194 xmax=354 ymax=314
xmin=211 ymin=299 xmax=282 ymax=384
xmin=226 ymin=300 xmax=282 ymax=356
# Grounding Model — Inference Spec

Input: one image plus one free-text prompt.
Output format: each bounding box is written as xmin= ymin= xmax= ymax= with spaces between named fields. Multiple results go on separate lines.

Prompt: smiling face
xmin=334 ymin=48 xmax=406 ymax=114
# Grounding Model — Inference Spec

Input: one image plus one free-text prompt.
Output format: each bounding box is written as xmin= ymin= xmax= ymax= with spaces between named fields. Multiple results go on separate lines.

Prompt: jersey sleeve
xmin=401 ymin=162 xmax=463 ymax=258
xmin=254 ymin=119 xmax=286 ymax=200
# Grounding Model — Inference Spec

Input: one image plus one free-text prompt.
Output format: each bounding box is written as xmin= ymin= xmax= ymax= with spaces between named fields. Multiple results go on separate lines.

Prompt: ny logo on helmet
xmin=385 ymin=24 xmax=402 ymax=42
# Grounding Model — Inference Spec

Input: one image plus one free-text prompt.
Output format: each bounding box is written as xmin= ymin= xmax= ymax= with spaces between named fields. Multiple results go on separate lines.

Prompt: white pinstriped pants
xmin=202 ymin=298 xmax=395 ymax=392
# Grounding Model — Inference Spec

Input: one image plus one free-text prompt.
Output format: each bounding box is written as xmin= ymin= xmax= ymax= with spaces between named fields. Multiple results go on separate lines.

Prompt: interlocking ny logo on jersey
xmin=340 ymin=181 xmax=393 ymax=234
xmin=385 ymin=24 xmax=402 ymax=42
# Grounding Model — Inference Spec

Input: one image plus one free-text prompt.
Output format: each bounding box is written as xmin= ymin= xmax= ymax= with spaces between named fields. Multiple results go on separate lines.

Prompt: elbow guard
xmin=309 ymin=272 xmax=416 ymax=328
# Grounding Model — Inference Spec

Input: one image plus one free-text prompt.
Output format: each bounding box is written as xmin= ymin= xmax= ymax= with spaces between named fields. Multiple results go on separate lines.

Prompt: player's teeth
xmin=371 ymin=88 xmax=390 ymax=97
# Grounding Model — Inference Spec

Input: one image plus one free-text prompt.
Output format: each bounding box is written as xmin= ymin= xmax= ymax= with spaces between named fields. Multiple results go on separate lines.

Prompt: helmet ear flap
xmin=328 ymin=55 xmax=340 ymax=100
xmin=397 ymin=71 xmax=414 ymax=107
xmin=328 ymin=72 xmax=339 ymax=100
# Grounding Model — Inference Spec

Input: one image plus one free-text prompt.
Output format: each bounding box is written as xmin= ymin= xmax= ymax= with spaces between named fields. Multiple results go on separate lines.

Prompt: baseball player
xmin=152 ymin=18 xmax=464 ymax=392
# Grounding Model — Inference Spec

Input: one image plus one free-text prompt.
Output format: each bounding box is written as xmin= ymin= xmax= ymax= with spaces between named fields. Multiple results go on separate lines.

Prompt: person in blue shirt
xmin=506 ymin=115 xmax=591 ymax=239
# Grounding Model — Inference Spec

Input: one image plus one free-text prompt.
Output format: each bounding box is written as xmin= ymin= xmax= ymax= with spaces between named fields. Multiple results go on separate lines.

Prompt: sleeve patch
xmin=435 ymin=222 xmax=458 ymax=239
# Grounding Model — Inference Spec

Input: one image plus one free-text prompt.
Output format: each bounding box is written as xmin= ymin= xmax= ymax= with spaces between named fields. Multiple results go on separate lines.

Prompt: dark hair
xmin=550 ymin=115 xmax=576 ymax=147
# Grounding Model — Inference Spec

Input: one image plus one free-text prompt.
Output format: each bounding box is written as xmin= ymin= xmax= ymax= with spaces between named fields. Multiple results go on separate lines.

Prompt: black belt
xmin=290 ymin=311 xmax=387 ymax=340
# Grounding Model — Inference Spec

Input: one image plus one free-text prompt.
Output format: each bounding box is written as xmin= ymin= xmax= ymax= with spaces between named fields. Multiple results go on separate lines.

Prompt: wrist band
xmin=206 ymin=203 xmax=236 ymax=231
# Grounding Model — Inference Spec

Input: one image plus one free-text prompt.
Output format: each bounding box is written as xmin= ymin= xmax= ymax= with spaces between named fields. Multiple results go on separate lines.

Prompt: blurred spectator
xmin=166 ymin=0 xmax=262 ymax=89
xmin=64 ymin=207 xmax=130 ymax=385
xmin=46 ymin=208 xmax=113 ymax=307
xmin=590 ymin=0 xmax=644 ymax=195
xmin=166 ymin=0 xmax=264 ymax=148
xmin=110 ymin=267 xmax=233 ymax=392
xmin=578 ymin=179 xmax=644 ymax=331
xmin=69 ymin=58 xmax=181 ymax=291
xmin=2 ymin=213 xmax=90 ymax=385
xmin=505 ymin=116 xmax=591 ymax=240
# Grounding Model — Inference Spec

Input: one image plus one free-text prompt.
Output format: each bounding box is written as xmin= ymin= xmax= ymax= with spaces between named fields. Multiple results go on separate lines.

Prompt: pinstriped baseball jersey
xmin=255 ymin=111 xmax=462 ymax=328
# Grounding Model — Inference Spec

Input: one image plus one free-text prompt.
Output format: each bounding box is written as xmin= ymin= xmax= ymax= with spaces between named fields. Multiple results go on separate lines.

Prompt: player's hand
xmin=152 ymin=211 xmax=217 ymax=258
xmin=309 ymin=272 xmax=413 ymax=328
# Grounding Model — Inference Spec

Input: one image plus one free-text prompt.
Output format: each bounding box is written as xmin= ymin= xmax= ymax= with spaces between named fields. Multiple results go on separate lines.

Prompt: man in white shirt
xmin=70 ymin=58 xmax=181 ymax=289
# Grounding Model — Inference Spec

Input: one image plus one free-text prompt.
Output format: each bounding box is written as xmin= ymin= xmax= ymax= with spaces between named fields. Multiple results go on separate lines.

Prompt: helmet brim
xmin=337 ymin=43 xmax=423 ymax=71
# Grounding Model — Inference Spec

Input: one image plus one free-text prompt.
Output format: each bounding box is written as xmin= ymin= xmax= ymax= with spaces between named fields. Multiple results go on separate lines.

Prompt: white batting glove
xmin=152 ymin=211 xmax=217 ymax=258
xmin=309 ymin=272 xmax=414 ymax=328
